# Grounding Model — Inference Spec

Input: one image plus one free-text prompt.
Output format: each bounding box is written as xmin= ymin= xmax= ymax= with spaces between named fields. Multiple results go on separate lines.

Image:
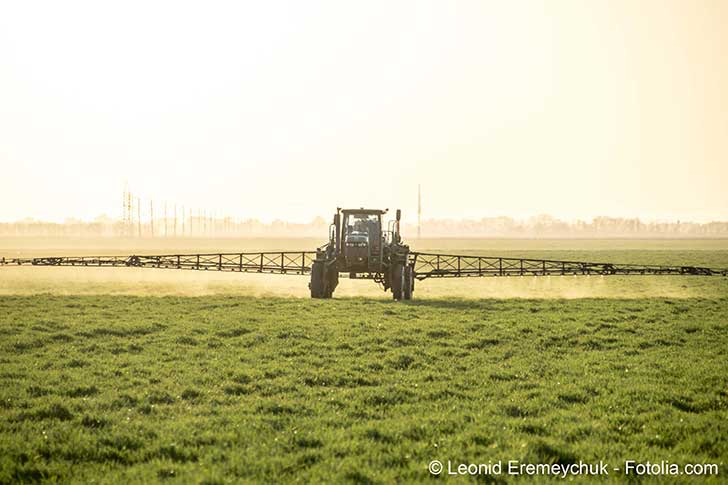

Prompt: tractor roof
xmin=341 ymin=208 xmax=388 ymax=215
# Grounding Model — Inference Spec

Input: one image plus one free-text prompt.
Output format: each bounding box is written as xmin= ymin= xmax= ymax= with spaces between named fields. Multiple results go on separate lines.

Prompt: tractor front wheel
xmin=403 ymin=265 xmax=414 ymax=300
xmin=324 ymin=266 xmax=339 ymax=298
xmin=391 ymin=263 xmax=404 ymax=300
xmin=310 ymin=261 xmax=326 ymax=298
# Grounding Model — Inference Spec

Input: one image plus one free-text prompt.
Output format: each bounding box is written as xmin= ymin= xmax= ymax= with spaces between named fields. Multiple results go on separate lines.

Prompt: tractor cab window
xmin=344 ymin=214 xmax=380 ymax=243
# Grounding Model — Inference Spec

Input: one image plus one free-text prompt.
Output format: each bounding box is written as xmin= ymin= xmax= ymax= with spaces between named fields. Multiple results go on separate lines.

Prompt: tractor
xmin=309 ymin=208 xmax=414 ymax=300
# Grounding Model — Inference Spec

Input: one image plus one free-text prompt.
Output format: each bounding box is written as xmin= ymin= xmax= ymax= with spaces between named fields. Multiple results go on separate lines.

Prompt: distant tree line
xmin=402 ymin=215 xmax=728 ymax=238
xmin=1 ymin=214 xmax=727 ymax=238
xmin=0 ymin=216 xmax=330 ymax=238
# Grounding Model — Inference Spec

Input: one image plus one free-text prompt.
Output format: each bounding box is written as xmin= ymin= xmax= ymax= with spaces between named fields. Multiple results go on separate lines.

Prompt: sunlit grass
xmin=0 ymin=295 xmax=726 ymax=482
xmin=1 ymin=239 xmax=726 ymax=482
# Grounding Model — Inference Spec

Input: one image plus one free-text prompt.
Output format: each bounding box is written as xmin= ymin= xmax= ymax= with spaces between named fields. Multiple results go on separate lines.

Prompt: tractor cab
xmin=342 ymin=209 xmax=384 ymax=271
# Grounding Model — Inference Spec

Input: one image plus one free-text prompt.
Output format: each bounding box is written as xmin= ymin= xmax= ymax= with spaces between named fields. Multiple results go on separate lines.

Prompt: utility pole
xmin=150 ymin=200 xmax=154 ymax=237
xmin=137 ymin=197 xmax=141 ymax=238
xmin=174 ymin=205 xmax=177 ymax=237
xmin=417 ymin=184 xmax=422 ymax=239
xmin=129 ymin=192 xmax=133 ymax=237
xmin=122 ymin=184 xmax=127 ymax=237
xmin=181 ymin=206 xmax=185 ymax=237
xmin=124 ymin=184 xmax=132 ymax=237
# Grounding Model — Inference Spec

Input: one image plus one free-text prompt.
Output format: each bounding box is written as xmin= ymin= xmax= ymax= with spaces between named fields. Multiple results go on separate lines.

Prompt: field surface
xmin=1 ymin=239 xmax=727 ymax=483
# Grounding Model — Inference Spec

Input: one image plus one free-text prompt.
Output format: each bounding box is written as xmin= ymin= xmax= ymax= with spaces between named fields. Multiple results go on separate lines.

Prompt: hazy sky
xmin=1 ymin=0 xmax=726 ymax=223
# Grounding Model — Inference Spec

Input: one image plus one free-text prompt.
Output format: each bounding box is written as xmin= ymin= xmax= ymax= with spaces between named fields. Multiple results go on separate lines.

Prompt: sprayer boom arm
xmin=409 ymin=252 xmax=727 ymax=279
xmin=2 ymin=251 xmax=726 ymax=278
xmin=1 ymin=252 xmax=317 ymax=275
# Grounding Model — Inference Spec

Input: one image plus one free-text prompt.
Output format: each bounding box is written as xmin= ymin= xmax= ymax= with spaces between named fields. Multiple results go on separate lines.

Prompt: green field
xmin=1 ymin=239 xmax=727 ymax=483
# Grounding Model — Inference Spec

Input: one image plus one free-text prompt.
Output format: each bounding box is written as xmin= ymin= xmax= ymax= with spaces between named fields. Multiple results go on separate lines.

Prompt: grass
xmin=1 ymin=238 xmax=726 ymax=482
xmin=0 ymin=295 xmax=726 ymax=483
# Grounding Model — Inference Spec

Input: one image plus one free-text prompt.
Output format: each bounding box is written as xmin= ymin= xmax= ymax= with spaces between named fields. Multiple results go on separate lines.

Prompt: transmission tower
xmin=129 ymin=192 xmax=133 ymax=237
xmin=418 ymin=184 xmax=422 ymax=239
xmin=123 ymin=183 xmax=133 ymax=237
xmin=137 ymin=197 xmax=141 ymax=238
xmin=122 ymin=185 xmax=127 ymax=236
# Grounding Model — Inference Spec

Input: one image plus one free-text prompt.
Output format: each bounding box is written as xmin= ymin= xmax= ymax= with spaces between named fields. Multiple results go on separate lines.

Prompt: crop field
xmin=1 ymin=239 xmax=727 ymax=483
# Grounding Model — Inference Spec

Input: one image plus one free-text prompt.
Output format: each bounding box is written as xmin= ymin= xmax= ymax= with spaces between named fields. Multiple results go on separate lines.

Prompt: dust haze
xmin=2 ymin=236 xmax=726 ymax=299
xmin=0 ymin=237 xmax=728 ymax=300
xmin=1 ymin=266 xmax=722 ymax=299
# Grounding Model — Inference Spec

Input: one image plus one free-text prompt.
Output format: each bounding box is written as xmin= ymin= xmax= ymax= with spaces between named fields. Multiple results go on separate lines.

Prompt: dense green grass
xmin=1 ymin=295 xmax=726 ymax=483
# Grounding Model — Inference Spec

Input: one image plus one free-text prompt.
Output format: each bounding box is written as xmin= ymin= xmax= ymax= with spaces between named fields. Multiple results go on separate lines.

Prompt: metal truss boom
xmin=409 ymin=252 xmax=728 ymax=279
xmin=2 ymin=251 xmax=726 ymax=278
xmin=1 ymin=252 xmax=317 ymax=275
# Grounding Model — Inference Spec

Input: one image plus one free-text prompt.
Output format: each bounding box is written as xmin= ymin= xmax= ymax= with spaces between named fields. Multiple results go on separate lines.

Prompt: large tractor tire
xmin=324 ymin=266 xmax=339 ymax=298
xmin=310 ymin=261 xmax=326 ymax=298
xmin=391 ymin=263 xmax=404 ymax=300
xmin=403 ymin=265 xmax=414 ymax=300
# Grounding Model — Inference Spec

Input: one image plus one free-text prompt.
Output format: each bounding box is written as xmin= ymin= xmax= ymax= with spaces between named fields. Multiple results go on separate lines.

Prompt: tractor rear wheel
xmin=403 ymin=265 xmax=414 ymax=300
xmin=391 ymin=263 xmax=404 ymax=300
xmin=310 ymin=261 xmax=325 ymax=298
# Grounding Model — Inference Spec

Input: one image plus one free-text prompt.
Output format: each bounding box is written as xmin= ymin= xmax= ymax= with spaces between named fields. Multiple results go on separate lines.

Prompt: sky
xmin=1 ymin=0 xmax=726 ymax=224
